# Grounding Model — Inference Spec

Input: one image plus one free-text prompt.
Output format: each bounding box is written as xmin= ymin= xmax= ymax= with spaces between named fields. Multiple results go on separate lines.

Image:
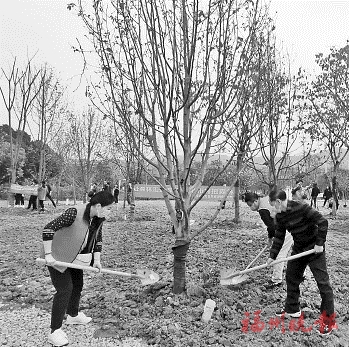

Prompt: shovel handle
xmin=224 ymin=249 xmax=316 ymax=279
xmin=36 ymin=258 xmax=138 ymax=278
xmin=244 ymin=244 xmax=269 ymax=270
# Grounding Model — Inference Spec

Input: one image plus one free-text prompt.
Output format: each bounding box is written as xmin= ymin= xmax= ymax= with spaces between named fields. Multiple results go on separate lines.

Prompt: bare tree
xmin=0 ymin=57 xmax=42 ymax=183
xmin=301 ymin=44 xmax=349 ymax=216
xmin=0 ymin=58 xmax=20 ymax=183
xmin=35 ymin=65 xmax=66 ymax=181
xmin=245 ymin=25 xmax=317 ymax=191
xmin=67 ymin=108 xmax=105 ymax=201
xmin=74 ymin=0 xmax=269 ymax=293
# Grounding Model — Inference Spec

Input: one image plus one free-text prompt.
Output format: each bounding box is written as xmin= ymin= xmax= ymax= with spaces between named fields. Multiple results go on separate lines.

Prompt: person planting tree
xmin=244 ymin=192 xmax=293 ymax=289
xmin=267 ymin=189 xmax=336 ymax=336
xmin=41 ymin=190 xmax=114 ymax=346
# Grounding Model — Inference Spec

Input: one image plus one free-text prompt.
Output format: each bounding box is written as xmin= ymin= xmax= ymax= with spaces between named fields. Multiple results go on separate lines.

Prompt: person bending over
xmin=42 ymin=191 xmax=114 ymax=346
xmin=244 ymin=192 xmax=293 ymax=289
xmin=268 ymin=189 xmax=336 ymax=336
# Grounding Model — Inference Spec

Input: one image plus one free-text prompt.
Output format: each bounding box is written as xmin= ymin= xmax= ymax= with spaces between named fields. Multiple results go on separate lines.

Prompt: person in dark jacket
xmin=113 ymin=185 xmax=119 ymax=204
xmin=244 ymin=192 xmax=293 ymax=288
xmin=27 ymin=179 xmax=38 ymax=211
xmin=45 ymin=181 xmax=56 ymax=208
xmin=42 ymin=191 xmax=114 ymax=346
xmin=268 ymin=189 xmax=336 ymax=336
xmin=310 ymin=182 xmax=321 ymax=208
xmin=292 ymin=179 xmax=308 ymax=202
xmin=323 ymin=186 xmax=332 ymax=207
xmin=88 ymin=183 xmax=98 ymax=200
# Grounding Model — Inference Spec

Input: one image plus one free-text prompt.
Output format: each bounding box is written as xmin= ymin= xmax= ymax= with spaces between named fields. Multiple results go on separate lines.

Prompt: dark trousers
xmin=15 ymin=194 xmax=24 ymax=205
xmin=27 ymin=195 xmax=37 ymax=210
xmin=48 ymin=266 xmax=83 ymax=332
xmin=285 ymin=250 xmax=334 ymax=318
xmin=38 ymin=200 xmax=45 ymax=211
xmin=310 ymin=197 xmax=317 ymax=208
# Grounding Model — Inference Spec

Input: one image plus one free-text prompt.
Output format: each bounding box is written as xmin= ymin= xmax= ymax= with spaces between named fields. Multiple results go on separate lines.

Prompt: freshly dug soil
xmin=0 ymin=200 xmax=348 ymax=346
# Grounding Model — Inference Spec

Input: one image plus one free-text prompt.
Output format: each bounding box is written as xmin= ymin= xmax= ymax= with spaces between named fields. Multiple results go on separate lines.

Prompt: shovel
xmin=220 ymin=245 xmax=268 ymax=286
xmin=220 ymin=249 xmax=316 ymax=286
xmin=36 ymin=258 xmax=160 ymax=286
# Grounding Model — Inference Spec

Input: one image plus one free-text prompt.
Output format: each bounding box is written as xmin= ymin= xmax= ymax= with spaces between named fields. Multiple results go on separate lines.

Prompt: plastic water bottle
xmin=201 ymin=299 xmax=216 ymax=323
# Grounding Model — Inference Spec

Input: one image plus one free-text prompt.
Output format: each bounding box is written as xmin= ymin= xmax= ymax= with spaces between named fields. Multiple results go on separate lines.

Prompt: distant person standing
xmin=27 ymin=179 xmax=38 ymax=211
xmin=38 ymin=181 xmax=48 ymax=212
xmin=88 ymin=183 xmax=98 ymax=199
xmin=311 ymin=183 xmax=321 ymax=208
xmin=113 ymin=185 xmax=119 ymax=204
xmin=102 ymin=181 xmax=112 ymax=194
xmin=292 ymin=179 xmax=308 ymax=202
xmin=46 ymin=181 xmax=56 ymax=208
xmin=15 ymin=193 xmax=24 ymax=206
xmin=323 ymin=186 xmax=332 ymax=207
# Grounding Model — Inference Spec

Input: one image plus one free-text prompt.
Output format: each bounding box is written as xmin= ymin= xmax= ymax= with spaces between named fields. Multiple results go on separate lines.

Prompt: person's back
xmin=268 ymin=189 xmax=335 ymax=336
xmin=324 ymin=187 xmax=332 ymax=198
xmin=311 ymin=185 xmax=320 ymax=197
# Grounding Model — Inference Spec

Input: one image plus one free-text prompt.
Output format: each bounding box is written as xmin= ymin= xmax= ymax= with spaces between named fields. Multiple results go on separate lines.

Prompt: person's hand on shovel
xmin=268 ymin=237 xmax=273 ymax=247
xmin=314 ymin=244 xmax=324 ymax=253
xmin=266 ymin=257 xmax=274 ymax=266
xmin=93 ymin=252 xmax=102 ymax=274
xmin=45 ymin=253 xmax=56 ymax=266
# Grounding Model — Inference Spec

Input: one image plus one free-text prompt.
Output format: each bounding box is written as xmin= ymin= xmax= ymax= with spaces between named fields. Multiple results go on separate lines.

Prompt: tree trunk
xmin=233 ymin=179 xmax=240 ymax=223
xmin=172 ymin=240 xmax=190 ymax=294
xmin=72 ymin=176 xmax=77 ymax=204
xmin=56 ymin=174 xmax=62 ymax=206
xmin=332 ymin=176 xmax=338 ymax=217
xmin=233 ymin=154 xmax=243 ymax=223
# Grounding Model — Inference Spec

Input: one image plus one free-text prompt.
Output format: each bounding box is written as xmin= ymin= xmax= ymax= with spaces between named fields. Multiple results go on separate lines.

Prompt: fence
xmin=128 ymin=184 xmax=234 ymax=201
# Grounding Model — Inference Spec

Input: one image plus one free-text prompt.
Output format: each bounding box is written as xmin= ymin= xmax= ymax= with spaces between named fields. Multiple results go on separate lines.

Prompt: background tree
xmin=0 ymin=58 xmax=21 ymax=183
xmin=302 ymin=44 xmax=349 ymax=216
xmin=34 ymin=65 xmax=65 ymax=181
xmin=0 ymin=57 xmax=42 ymax=184
xmin=247 ymin=25 xmax=313 ymax=191
xmin=67 ymin=108 xmax=105 ymax=201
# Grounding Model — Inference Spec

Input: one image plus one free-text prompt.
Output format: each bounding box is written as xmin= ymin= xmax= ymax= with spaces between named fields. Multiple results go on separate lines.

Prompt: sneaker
xmin=275 ymin=309 xmax=302 ymax=318
xmin=66 ymin=312 xmax=92 ymax=325
xmin=265 ymin=280 xmax=283 ymax=289
xmin=317 ymin=322 xmax=338 ymax=336
xmin=48 ymin=329 xmax=68 ymax=346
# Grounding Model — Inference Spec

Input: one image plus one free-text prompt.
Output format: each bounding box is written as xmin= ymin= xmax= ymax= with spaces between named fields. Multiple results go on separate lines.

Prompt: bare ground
xmin=0 ymin=200 xmax=348 ymax=346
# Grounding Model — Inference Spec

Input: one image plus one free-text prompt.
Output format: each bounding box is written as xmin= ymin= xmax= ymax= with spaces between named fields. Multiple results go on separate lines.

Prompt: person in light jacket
xmin=244 ymin=192 xmax=293 ymax=289
xmin=37 ymin=181 xmax=47 ymax=212
xmin=42 ymin=190 xmax=114 ymax=346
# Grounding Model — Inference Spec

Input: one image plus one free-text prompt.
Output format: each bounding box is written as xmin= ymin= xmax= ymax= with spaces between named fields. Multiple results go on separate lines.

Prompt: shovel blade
xmin=136 ymin=269 xmax=160 ymax=286
xmin=220 ymin=267 xmax=237 ymax=281
xmin=220 ymin=274 xmax=249 ymax=286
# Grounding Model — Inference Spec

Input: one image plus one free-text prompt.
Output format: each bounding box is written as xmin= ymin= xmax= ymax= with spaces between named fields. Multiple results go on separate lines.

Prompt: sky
xmin=1 ymin=0 xmax=349 ymax=131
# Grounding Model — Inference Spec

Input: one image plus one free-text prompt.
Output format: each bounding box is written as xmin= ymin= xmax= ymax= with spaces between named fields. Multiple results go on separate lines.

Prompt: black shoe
xmin=275 ymin=309 xmax=302 ymax=318
xmin=265 ymin=280 xmax=283 ymax=289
